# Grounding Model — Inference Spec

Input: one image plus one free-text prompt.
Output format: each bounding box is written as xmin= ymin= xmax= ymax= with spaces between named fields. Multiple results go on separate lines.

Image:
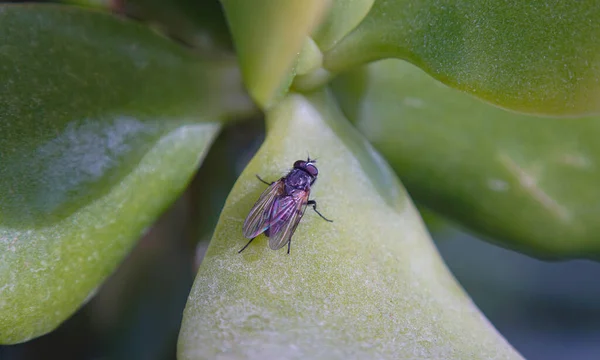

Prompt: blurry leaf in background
xmin=115 ymin=0 xmax=234 ymax=52
xmin=332 ymin=59 xmax=600 ymax=259
xmin=416 ymin=204 xmax=451 ymax=236
xmin=178 ymin=91 xmax=522 ymax=359
xmin=434 ymin=224 xmax=600 ymax=360
xmin=324 ymin=0 xmax=600 ymax=116
xmin=0 ymin=4 xmax=251 ymax=344
xmin=220 ymin=0 xmax=329 ymax=108
xmin=87 ymin=195 xmax=196 ymax=360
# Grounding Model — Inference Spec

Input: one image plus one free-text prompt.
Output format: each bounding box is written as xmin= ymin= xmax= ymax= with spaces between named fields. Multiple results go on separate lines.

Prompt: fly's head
xmin=285 ymin=159 xmax=319 ymax=191
xmin=293 ymin=158 xmax=319 ymax=186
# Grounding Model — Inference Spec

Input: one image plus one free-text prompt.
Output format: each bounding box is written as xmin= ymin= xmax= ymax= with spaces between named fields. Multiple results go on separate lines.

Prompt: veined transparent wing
xmin=267 ymin=190 xmax=310 ymax=250
xmin=242 ymin=180 xmax=284 ymax=238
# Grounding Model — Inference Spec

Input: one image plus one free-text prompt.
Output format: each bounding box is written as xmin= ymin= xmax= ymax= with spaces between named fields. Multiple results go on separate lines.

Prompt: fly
xmin=240 ymin=158 xmax=333 ymax=254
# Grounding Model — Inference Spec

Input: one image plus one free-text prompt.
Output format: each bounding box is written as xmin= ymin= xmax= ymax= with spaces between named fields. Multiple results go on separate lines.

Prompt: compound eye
xmin=305 ymin=164 xmax=318 ymax=177
xmin=294 ymin=160 xmax=306 ymax=169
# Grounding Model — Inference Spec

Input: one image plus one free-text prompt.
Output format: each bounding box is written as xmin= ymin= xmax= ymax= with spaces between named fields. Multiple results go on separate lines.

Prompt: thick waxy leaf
xmin=221 ymin=0 xmax=329 ymax=108
xmin=323 ymin=0 xmax=600 ymax=116
xmin=178 ymin=91 xmax=522 ymax=359
xmin=311 ymin=0 xmax=375 ymax=51
xmin=0 ymin=4 xmax=250 ymax=344
xmin=333 ymin=59 xmax=600 ymax=259
xmin=295 ymin=38 xmax=323 ymax=76
xmin=292 ymin=0 xmax=376 ymax=91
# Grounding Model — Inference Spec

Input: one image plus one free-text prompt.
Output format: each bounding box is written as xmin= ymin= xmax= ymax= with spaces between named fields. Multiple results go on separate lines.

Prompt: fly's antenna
xmin=307 ymin=152 xmax=317 ymax=163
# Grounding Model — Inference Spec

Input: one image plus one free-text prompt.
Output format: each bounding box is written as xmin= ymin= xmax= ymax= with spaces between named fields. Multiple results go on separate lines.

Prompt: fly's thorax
xmin=284 ymin=168 xmax=314 ymax=192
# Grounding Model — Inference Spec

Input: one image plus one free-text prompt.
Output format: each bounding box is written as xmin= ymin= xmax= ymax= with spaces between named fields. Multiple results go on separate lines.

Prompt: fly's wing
xmin=267 ymin=190 xmax=310 ymax=250
xmin=242 ymin=180 xmax=284 ymax=238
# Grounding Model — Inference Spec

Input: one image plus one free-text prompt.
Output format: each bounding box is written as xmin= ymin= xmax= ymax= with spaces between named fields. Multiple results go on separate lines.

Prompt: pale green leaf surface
xmin=324 ymin=0 xmax=600 ymax=116
xmin=221 ymin=0 xmax=329 ymax=108
xmin=311 ymin=0 xmax=375 ymax=51
xmin=178 ymin=91 xmax=522 ymax=359
xmin=296 ymin=37 xmax=323 ymax=76
xmin=0 ymin=5 xmax=248 ymax=343
xmin=292 ymin=0 xmax=375 ymax=92
xmin=332 ymin=59 xmax=600 ymax=259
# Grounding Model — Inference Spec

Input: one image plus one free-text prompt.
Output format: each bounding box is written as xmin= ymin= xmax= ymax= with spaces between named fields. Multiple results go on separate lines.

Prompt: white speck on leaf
xmin=487 ymin=178 xmax=510 ymax=192
xmin=499 ymin=153 xmax=570 ymax=222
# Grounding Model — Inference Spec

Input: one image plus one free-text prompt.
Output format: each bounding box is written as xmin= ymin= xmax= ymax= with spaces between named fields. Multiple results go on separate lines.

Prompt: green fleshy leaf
xmin=332 ymin=59 xmax=600 ymax=259
xmin=292 ymin=0 xmax=375 ymax=92
xmin=311 ymin=0 xmax=375 ymax=51
xmin=178 ymin=91 xmax=522 ymax=359
xmin=0 ymin=4 xmax=250 ymax=344
xmin=296 ymin=37 xmax=323 ymax=76
xmin=221 ymin=0 xmax=329 ymax=108
xmin=324 ymin=0 xmax=600 ymax=116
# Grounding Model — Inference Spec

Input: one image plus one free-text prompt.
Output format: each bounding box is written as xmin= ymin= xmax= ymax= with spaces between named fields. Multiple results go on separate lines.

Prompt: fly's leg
xmin=287 ymin=240 xmax=291 ymax=254
xmin=238 ymin=238 xmax=256 ymax=253
xmin=307 ymin=200 xmax=333 ymax=222
xmin=256 ymin=175 xmax=273 ymax=185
